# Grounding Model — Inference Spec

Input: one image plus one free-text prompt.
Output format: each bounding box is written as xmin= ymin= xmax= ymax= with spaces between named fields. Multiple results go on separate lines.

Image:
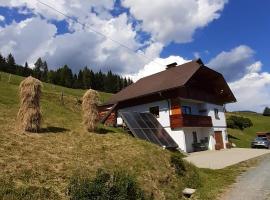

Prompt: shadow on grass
xmin=95 ymin=127 xmax=116 ymax=134
xmin=228 ymin=134 xmax=240 ymax=140
xmin=40 ymin=126 xmax=70 ymax=133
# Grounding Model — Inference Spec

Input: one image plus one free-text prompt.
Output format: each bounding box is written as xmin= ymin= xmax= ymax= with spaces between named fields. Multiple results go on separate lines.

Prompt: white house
xmin=98 ymin=59 xmax=236 ymax=153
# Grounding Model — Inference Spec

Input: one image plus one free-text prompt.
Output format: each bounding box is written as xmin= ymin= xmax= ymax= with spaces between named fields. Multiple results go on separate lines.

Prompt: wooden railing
xmin=170 ymin=114 xmax=213 ymax=129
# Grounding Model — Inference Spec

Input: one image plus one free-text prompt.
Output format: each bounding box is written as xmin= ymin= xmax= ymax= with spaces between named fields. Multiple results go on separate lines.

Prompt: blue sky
xmin=0 ymin=0 xmax=269 ymax=112
xmin=161 ymin=0 xmax=270 ymax=71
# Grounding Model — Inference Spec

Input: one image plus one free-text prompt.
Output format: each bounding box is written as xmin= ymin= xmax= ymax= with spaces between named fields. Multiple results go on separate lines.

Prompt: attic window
xmin=149 ymin=106 xmax=159 ymax=118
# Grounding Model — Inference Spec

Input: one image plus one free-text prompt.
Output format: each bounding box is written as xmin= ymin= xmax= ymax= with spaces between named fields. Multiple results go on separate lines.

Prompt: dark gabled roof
xmin=103 ymin=59 xmax=236 ymax=105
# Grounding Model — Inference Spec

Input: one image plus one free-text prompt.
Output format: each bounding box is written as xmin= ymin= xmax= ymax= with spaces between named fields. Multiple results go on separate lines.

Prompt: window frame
xmin=182 ymin=106 xmax=192 ymax=115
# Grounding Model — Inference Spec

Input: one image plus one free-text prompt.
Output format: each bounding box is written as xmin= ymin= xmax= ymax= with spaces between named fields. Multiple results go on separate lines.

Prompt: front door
xmin=214 ymin=131 xmax=224 ymax=150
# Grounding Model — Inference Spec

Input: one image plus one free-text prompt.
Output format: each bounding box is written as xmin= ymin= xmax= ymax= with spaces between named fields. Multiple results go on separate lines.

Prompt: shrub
xmin=226 ymin=115 xmax=253 ymax=130
xmin=184 ymin=165 xmax=202 ymax=189
xmin=263 ymin=107 xmax=270 ymax=116
xmin=170 ymin=153 xmax=186 ymax=176
xmin=68 ymin=169 xmax=146 ymax=200
xmin=170 ymin=154 xmax=202 ymax=189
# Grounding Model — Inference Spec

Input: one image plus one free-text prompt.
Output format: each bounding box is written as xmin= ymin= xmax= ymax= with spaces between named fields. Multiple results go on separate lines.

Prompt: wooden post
xmin=8 ymin=74 xmax=11 ymax=83
xmin=60 ymin=91 xmax=64 ymax=105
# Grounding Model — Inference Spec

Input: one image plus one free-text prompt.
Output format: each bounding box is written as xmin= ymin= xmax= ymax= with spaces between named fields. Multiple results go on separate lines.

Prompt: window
xmin=149 ymin=106 xmax=159 ymax=118
xmin=214 ymin=108 xmax=220 ymax=119
xmin=192 ymin=131 xmax=198 ymax=143
xmin=182 ymin=106 xmax=192 ymax=115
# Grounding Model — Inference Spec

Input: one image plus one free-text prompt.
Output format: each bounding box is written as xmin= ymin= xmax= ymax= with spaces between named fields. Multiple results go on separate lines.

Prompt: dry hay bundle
xmin=82 ymin=89 xmax=100 ymax=132
xmin=17 ymin=76 xmax=42 ymax=132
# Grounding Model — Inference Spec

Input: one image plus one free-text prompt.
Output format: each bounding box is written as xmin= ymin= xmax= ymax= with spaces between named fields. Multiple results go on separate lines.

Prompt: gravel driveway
xmin=184 ymin=148 xmax=270 ymax=169
xmin=221 ymin=154 xmax=270 ymax=200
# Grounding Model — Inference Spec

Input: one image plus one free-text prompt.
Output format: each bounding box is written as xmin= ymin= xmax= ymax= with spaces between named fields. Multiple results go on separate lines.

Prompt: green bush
xmin=68 ymin=169 xmax=146 ymax=200
xmin=184 ymin=165 xmax=202 ymax=189
xmin=170 ymin=154 xmax=202 ymax=189
xmin=170 ymin=153 xmax=186 ymax=176
xmin=226 ymin=115 xmax=253 ymax=130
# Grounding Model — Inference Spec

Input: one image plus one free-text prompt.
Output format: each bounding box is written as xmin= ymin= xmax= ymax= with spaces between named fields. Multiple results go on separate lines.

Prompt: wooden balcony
xmin=170 ymin=114 xmax=213 ymax=129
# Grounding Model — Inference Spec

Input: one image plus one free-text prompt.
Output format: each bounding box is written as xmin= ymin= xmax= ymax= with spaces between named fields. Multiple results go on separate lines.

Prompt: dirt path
xmin=221 ymin=154 xmax=270 ymax=200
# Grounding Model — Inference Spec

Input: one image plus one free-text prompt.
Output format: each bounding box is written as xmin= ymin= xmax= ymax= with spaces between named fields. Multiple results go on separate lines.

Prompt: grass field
xmin=0 ymin=72 xmax=265 ymax=200
xmin=227 ymin=112 xmax=270 ymax=148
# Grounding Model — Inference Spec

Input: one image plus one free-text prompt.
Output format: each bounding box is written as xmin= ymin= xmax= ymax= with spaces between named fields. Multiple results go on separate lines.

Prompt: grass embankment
xmin=227 ymin=112 xmax=270 ymax=148
xmin=0 ymin=72 xmax=263 ymax=199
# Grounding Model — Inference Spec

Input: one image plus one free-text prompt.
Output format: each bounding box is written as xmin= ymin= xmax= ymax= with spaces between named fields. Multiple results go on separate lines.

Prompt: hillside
xmin=227 ymin=112 xmax=270 ymax=148
xmin=0 ymin=72 xmax=261 ymax=200
xmin=0 ymin=72 xmax=185 ymax=199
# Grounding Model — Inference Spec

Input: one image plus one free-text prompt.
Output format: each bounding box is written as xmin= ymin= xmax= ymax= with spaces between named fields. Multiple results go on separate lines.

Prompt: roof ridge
xmin=137 ymin=60 xmax=196 ymax=82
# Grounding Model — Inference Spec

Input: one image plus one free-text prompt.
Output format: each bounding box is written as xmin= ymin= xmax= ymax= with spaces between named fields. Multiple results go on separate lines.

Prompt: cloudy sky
xmin=0 ymin=0 xmax=269 ymax=112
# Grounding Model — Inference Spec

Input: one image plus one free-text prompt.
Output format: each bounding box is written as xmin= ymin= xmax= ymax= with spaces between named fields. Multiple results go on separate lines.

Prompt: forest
xmin=0 ymin=53 xmax=133 ymax=93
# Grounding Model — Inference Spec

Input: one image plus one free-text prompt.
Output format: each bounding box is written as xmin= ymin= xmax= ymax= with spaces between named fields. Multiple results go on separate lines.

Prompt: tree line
xmin=0 ymin=53 xmax=133 ymax=93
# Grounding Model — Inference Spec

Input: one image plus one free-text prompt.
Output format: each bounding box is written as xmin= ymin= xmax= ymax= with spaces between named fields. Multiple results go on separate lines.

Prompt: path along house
xmin=98 ymin=59 xmax=236 ymax=153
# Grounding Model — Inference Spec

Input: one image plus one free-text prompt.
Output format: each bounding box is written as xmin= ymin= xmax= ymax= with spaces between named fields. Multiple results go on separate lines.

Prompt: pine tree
xmin=95 ymin=70 xmax=105 ymax=91
xmin=33 ymin=57 xmax=43 ymax=80
xmin=58 ymin=65 xmax=73 ymax=87
xmin=6 ymin=53 xmax=16 ymax=74
xmin=82 ymin=66 xmax=91 ymax=89
xmin=7 ymin=53 xmax=15 ymax=66
xmin=77 ymin=70 xmax=84 ymax=89
xmin=263 ymin=107 xmax=270 ymax=116
xmin=72 ymin=74 xmax=79 ymax=88
xmin=0 ymin=53 xmax=6 ymax=72
xmin=42 ymin=61 xmax=48 ymax=82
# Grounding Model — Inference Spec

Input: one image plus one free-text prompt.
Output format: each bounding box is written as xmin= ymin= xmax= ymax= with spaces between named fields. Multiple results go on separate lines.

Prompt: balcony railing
xmin=170 ymin=114 xmax=213 ymax=129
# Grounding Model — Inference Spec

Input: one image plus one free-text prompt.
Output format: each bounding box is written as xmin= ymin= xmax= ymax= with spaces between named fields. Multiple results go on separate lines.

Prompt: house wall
xmin=205 ymin=103 xmax=228 ymax=149
xmin=183 ymin=127 xmax=214 ymax=153
xmin=117 ymin=99 xmax=228 ymax=152
xmin=117 ymin=100 xmax=171 ymax=127
xmin=205 ymin=103 xmax=226 ymax=127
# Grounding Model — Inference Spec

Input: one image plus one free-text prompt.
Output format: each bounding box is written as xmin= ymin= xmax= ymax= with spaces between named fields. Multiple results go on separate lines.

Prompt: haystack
xmin=82 ymin=89 xmax=100 ymax=132
xmin=17 ymin=76 xmax=42 ymax=132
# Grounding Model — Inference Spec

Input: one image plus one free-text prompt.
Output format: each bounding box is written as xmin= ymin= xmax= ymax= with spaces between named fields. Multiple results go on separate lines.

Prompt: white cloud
xmin=207 ymin=45 xmax=270 ymax=112
xmin=0 ymin=0 xmax=114 ymax=20
xmin=228 ymin=72 xmax=270 ymax=113
xmin=246 ymin=61 xmax=262 ymax=73
xmin=122 ymin=0 xmax=227 ymax=44
xmin=128 ymin=55 xmax=189 ymax=81
xmin=0 ymin=17 xmax=57 ymax=65
xmin=0 ymin=14 xmax=162 ymax=74
xmin=0 ymin=15 xmax=5 ymax=21
xmin=208 ymin=45 xmax=257 ymax=81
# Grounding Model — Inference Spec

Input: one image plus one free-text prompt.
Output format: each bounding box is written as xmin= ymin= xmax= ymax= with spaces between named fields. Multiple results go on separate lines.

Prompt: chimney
xmin=166 ymin=62 xmax=177 ymax=70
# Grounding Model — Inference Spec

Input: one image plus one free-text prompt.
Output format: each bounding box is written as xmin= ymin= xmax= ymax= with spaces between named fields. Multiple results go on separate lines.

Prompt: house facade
xmin=99 ymin=59 xmax=236 ymax=153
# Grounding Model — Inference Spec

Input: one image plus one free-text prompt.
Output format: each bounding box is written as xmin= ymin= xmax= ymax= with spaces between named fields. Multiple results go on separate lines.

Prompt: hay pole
xmin=82 ymin=89 xmax=100 ymax=132
xmin=8 ymin=74 xmax=11 ymax=83
xmin=60 ymin=91 xmax=64 ymax=105
xmin=17 ymin=76 xmax=42 ymax=132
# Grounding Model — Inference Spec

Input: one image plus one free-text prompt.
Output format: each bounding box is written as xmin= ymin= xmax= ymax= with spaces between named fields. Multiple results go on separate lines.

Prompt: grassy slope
xmin=0 ymin=72 xmax=263 ymax=200
xmin=0 ymin=73 xmax=183 ymax=199
xmin=227 ymin=112 xmax=270 ymax=148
